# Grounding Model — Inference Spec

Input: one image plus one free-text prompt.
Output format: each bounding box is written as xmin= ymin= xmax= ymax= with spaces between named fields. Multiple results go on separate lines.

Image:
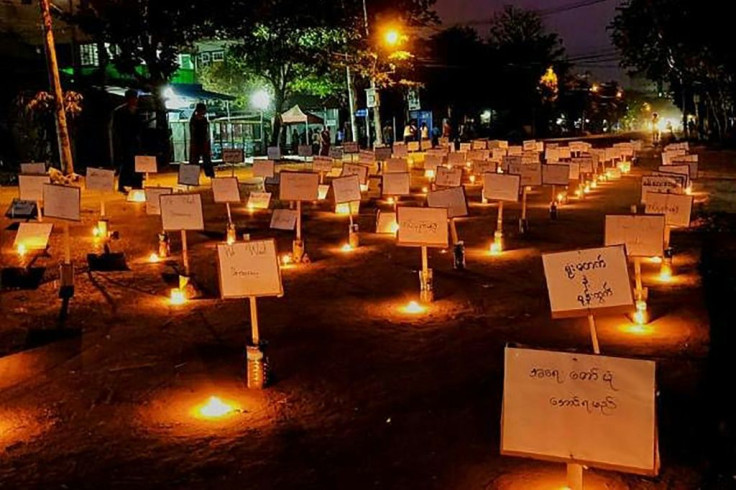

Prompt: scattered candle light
xmin=340 ymin=243 xmax=353 ymax=253
xmin=424 ymin=169 xmax=435 ymax=179
xmin=659 ymin=263 xmax=673 ymax=282
xmin=127 ymin=189 xmax=146 ymax=202
xmin=360 ymin=184 xmax=368 ymax=192
xmin=556 ymin=192 xmax=565 ymax=203
xmin=281 ymin=254 xmax=292 ymax=266
xmin=574 ymin=189 xmax=583 ymax=198
xmin=469 ymin=175 xmax=476 ymax=183
xmin=17 ymin=243 xmax=27 ymax=257
xmin=421 ymin=186 xmax=429 ymax=193
xmin=92 ymin=226 xmax=101 ymax=237
xmin=489 ymin=242 xmax=502 ymax=255
xmin=584 ymin=184 xmax=591 ymax=194
xmin=633 ymin=300 xmax=648 ymax=325
xmin=685 ymin=186 xmax=693 ymax=196
xmin=335 ymin=203 xmax=351 ymax=215
xmin=390 ymin=222 xmax=399 ymax=234
xmin=169 ymin=288 xmax=186 ymax=305
xmin=401 ymin=300 xmax=426 ymax=314
xmin=148 ymin=252 xmax=160 ymax=263
xmin=387 ymin=197 xmax=396 ymax=205
xmin=619 ymin=323 xmax=654 ymax=336
xmin=196 ymin=396 xmax=237 ymax=419
xmin=650 ymin=256 xmax=663 ymax=264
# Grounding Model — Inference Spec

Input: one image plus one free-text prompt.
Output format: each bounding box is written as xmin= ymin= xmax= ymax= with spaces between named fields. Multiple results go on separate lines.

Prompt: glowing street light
xmin=384 ymin=28 xmax=401 ymax=47
xmin=251 ymin=90 xmax=271 ymax=111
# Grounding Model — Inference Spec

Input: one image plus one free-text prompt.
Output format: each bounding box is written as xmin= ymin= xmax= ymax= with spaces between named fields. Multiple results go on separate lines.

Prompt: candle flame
xmin=402 ymin=301 xmax=426 ymax=314
xmin=17 ymin=244 xmax=27 ymax=257
xmin=341 ymin=243 xmax=353 ymax=252
xmin=148 ymin=253 xmax=160 ymax=263
xmin=169 ymin=288 xmax=186 ymax=305
xmin=197 ymin=396 xmax=235 ymax=418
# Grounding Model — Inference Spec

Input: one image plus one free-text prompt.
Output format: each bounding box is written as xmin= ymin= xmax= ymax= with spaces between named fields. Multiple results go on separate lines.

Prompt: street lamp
xmin=384 ymin=28 xmax=400 ymax=47
xmin=251 ymin=90 xmax=271 ymax=154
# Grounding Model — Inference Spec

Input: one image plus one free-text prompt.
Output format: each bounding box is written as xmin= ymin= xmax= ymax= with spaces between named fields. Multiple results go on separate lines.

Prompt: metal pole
xmin=39 ymin=0 xmax=74 ymax=175
xmin=346 ymin=64 xmax=358 ymax=143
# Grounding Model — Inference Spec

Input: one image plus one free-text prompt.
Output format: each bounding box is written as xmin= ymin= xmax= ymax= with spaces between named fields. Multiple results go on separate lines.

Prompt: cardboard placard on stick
xmin=43 ymin=184 xmax=81 ymax=221
xmin=435 ymin=167 xmax=462 ymax=188
xmin=216 ymin=239 xmax=283 ymax=299
xmin=86 ymin=167 xmax=115 ymax=192
xmin=657 ymin=165 xmax=690 ymax=186
xmin=270 ymin=209 xmax=298 ymax=230
xmin=145 ymin=187 xmax=172 ymax=216
xmin=253 ymin=160 xmax=276 ymax=179
xmin=279 ymin=172 xmax=319 ymax=202
xmin=20 ymin=162 xmax=46 ymax=175
xmin=640 ymin=175 xmax=684 ymax=204
xmin=19 ymin=175 xmax=50 ymax=202
xmin=508 ymin=162 xmax=542 ymax=187
xmin=644 ymin=192 xmax=693 ymax=228
xmin=341 ymin=163 xmax=370 ymax=184
xmin=424 ymin=154 xmax=444 ymax=172
xmin=385 ymin=158 xmax=408 ymax=174
xmin=14 ymin=222 xmax=53 ymax=250
xmin=382 ymin=172 xmax=411 ymax=197
xmin=160 ymin=193 xmax=204 ymax=231
xmin=374 ymin=147 xmax=392 ymax=161
xmin=376 ymin=211 xmax=397 ymax=234
xmin=501 ymin=346 xmax=658 ymax=476
xmin=483 ymin=173 xmax=521 ymax=202
xmin=247 ymin=191 xmax=272 ymax=210
xmin=332 ymin=174 xmax=362 ymax=204
xmin=178 ymin=164 xmax=201 ymax=187
xmin=427 ymin=186 xmax=469 ymax=218
xmin=312 ymin=157 xmax=333 ymax=173
xmin=212 ymin=177 xmax=241 ymax=203
xmin=135 ymin=155 xmax=157 ymax=173
xmin=267 ymin=146 xmax=281 ymax=160
xmin=396 ymin=206 xmax=449 ymax=248
xmin=542 ymin=164 xmax=571 ymax=186
xmin=605 ymin=215 xmax=666 ymax=258
xmin=542 ymin=245 xmax=634 ymax=318
xmin=222 ymin=148 xmax=244 ymax=164
xmin=568 ymin=162 xmax=581 ymax=181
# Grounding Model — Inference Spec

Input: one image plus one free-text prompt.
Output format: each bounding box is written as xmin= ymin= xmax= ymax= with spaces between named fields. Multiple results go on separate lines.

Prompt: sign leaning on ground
xmin=640 ymin=175 xmax=685 ymax=204
xmin=160 ymin=194 xmax=204 ymax=231
xmin=178 ymin=164 xmax=201 ymax=187
xmin=253 ymin=160 xmax=275 ymax=179
xmin=331 ymin=174 xmax=362 ymax=204
xmin=604 ymin=215 xmax=666 ymax=258
xmin=86 ymin=167 xmax=116 ymax=192
xmin=217 ymin=239 xmax=283 ymax=299
xmin=19 ymin=174 xmax=50 ymax=202
xmin=501 ymin=346 xmax=658 ymax=475
xmin=396 ymin=206 xmax=449 ymax=248
xmin=270 ymin=208 xmax=298 ymax=230
xmin=14 ymin=222 xmax=54 ymax=250
xmin=427 ymin=186 xmax=469 ymax=219
xmin=483 ymin=173 xmax=521 ymax=202
xmin=247 ymin=191 xmax=272 ymax=210
xmin=43 ymin=184 xmax=81 ymax=221
xmin=212 ymin=177 xmax=241 ymax=203
xmin=382 ymin=172 xmax=411 ymax=196
xmin=541 ymin=245 xmax=634 ymax=318
xmin=435 ymin=167 xmax=462 ymax=187
xmin=644 ymin=192 xmax=693 ymax=228
xmin=145 ymin=187 xmax=172 ymax=216
xmin=341 ymin=163 xmax=370 ymax=184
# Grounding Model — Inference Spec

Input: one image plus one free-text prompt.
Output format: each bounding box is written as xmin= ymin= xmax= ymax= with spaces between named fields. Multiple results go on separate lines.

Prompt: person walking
xmin=382 ymin=124 xmax=393 ymax=147
xmin=320 ymin=126 xmax=331 ymax=156
xmin=110 ymin=89 xmax=144 ymax=192
xmin=189 ymin=103 xmax=214 ymax=178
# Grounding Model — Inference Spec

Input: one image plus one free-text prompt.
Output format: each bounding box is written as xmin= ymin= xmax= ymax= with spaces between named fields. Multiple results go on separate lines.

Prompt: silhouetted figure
xmin=110 ymin=89 xmax=144 ymax=192
xmin=189 ymin=103 xmax=214 ymax=177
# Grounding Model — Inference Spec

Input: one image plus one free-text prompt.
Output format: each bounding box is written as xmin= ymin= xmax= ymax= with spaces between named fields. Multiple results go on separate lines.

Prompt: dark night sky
xmin=434 ymin=0 xmax=626 ymax=82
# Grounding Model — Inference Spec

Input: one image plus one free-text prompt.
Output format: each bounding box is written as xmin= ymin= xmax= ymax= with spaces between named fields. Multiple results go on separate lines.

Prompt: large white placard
xmin=473 ymin=160 xmax=496 ymax=175
xmin=376 ymin=210 xmax=397 ymax=234
xmin=483 ymin=173 xmax=520 ymax=202
xmin=605 ymin=215 xmax=665 ymax=257
xmin=435 ymin=167 xmax=462 ymax=187
xmin=253 ymin=160 xmax=275 ymax=179
xmin=341 ymin=163 xmax=370 ymax=184
xmin=640 ymin=175 xmax=684 ymax=204
xmin=657 ymin=165 xmax=690 ymax=186
xmin=14 ymin=222 xmax=54 ymax=250
xmin=247 ymin=191 xmax=272 ymax=210
xmin=19 ymin=175 xmax=50 ymax=201
xmin=396 ymin=206 xmax=449 ymax=248
xmin=382 ymin=172 xmax=411 ymax=197
xmin=279 ymin=172 xmax=319 ymax=202
xmin=212 ymin=177 xmax=241 ymax=203
xmin=43 ymin=184 xmax=81 ymax=221
xmin=508 ymin=162 xmax=542 ymax=187
xmin=145 ymin=187 xmax=172 ymax=216
xmin=86 ymin=167 xmax=116 ymax=192
xmin=423 ymin=154 xmax=445 ymax=171
xmin=542 ymin=164 xmax=570 ymax=186
xmin=270 ymin=208 xmax=298 ymax=230
xmin=427 ymin=186 xmax=468 ymax=218
xmin=502 ymin=347 xmax=658 ymax=475
xmin=542 ymin=245 xmax=634 ymax=318
xmin=384 ymin=158 xmax=408 ymax=174
xmin=312 ymin=157 xmax=333 ymax=173
xmin=135 ymin=155 xmax=157 ymax=173
xmin=644 ymin=192 xmax=693 ymax=228
xmin=160 ymin=193 xmax=204 ymax=231
xmin=447 ymin=152 xmax=466 ymax=167
xmin=568 ymin=162 xmax=581 ymax=181
xmin=332 ymin=174 xmax=362 ymax=204
xmin=217 ymin=239 xmax=283 ymax=299
xmin=178 ymin=164 xmax=201 ymax=187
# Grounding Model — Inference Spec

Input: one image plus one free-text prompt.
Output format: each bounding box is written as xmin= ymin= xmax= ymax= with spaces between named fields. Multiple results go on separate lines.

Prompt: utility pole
xmin=346 ymin=60 xmax=358 ymax=143
xmin=362 ymin=0 xmax=383 ymax=148
xmin=39 ymin=0 xmax=74 ymax=175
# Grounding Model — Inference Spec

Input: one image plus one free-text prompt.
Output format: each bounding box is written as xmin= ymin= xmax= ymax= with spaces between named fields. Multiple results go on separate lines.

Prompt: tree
xmin=72 ymin=0 xmax=219 ymax=160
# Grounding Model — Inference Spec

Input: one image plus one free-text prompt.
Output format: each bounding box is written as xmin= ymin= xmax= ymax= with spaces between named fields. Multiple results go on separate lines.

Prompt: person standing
xmin=420 ymin=122 xmax=429 ymax=141
xmin=110 ymin=89 xmax=144 ymax=192
xmin=651 ymin=112 xmax=661 ymax=145
xmin=189 ymin=103 xmax=214 ymax=178
xmin=382 ymin=124 xmax=393 ymax=147
xmin=431 ymin=124 xmax=440 ymax=148
xmin=320 ymin=126 xmax=331 ymax=156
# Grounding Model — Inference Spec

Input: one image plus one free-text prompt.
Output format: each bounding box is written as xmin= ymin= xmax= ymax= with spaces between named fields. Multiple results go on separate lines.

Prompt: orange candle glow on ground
xmin=169 ymin=288 xmax=186 ymax=305
xmin=17 ymin=244 xmax=27 ymax=257
xmin=195 ymin=396 xmax=237 ymax=419
xmin=127 ymin=189 xmax=146 ymax=202
xmin=401 ymin=301 xmax=426 ymax=314
xmin=148 ymin=252 xmax=160 ymax=263
xmin=340 ymin=243 xmax=353 ymax=253
xmin=424 ymin=169 xmax=435 ymax=178
xmin=659 ymin=263 xmax=673 ymax=282
xmin=469 ymin=175 xmax=477 ymax=183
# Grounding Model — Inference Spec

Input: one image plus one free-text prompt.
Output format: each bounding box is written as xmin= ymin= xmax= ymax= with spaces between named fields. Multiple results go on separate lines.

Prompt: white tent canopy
xmin=280 ymin=105 xmax=324 ymax=125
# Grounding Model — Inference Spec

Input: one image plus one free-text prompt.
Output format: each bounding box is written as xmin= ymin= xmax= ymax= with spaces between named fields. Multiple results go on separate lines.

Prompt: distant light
xmin=489 ymin=242 xmax=502 ymax=255
xmin=148 ymin=252 xmax=160 ymax=263
xmin=340 ymin=243 xmax=353 ymax=253
xmin=659 ymin=263 xmax=673 ymax=282
xmin=170 ymin=288 xmax=186 ymax=305
xmin=251 ymin=89 xmax=271 ymax=111
xmin=384 ymin=28 xmax=400 ymax=46
xmin=469 ymin=175 xmax=476 ymax=183
xmin=197 ymin=396 xmax=235 ymax=419
xmin=127 ymin=189 xmax=146 ymax=202
xmin=401 ymin=301 xmax=425 ymax=314
xmin=281 ymin=254 xmax=292 ymax=266
xmin=17 ymin=244 xmax=27 ymax=257
xmin=424 ymin=170 xmax=435 ymax=179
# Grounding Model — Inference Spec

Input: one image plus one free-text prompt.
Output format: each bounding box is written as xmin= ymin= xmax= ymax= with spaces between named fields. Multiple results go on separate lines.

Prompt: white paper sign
xmin=459 ymin=143 xmax=471 ymax=153
xmin=670 ymin=158 xmax=698 ymax=179
xmin=568 ymin=162 xmax=581 ymax=181
xmin=14 ymin=222 xmax=53 ymax=250
xmin=407 ymin=141 xmax=420 ymax=152
xmin=178 ymin=164 xmax=201 ymax=187
xmin=523 ymin=140 xmax=537 ymax=151
xmin=640 ymin=175 xmax=684 ymax=204
xmin=376 ymin=211 xmax=397 ymax=234
xmin=502 ymin=347 xmax=658 ymax=475
xmin=573 ymin=157 xmax=594 ymax=174
xmin=385 ymin=158 xmax=408 ymax=174
xmin=85 ymin=167 xmax=116 ymax=192
xmin=542 ymin=245 xmax=634 ymax=318
xmin=542 ymin=164 xmax=570 ymax=186
xmin=472 ymin=140 xmax=488 ymax=150
xmin=20 ymin=162 xmax=46 ymax=175
xmin=332 ymin=174 xmax=362 ymax=204
xmin=312 ymin=157 xmax=333 ymax=173
xmin=222 ymin=148 xmax=244 ymax=164
xmin=392 ymin=144 xmax=408 ymax=158
xmin=644 ymin=193 xmax=693 ymax=228
xmin=279 ymin=172 xmax=319 ymax=202
xmin=217 ymin=239 xmax=283 ymax=299
xmin=253 ymin=160 xmax=276 ymax=179
xmin=447 ymin=152 xmax=466 ymax=167
xmin=212 ymin=177 xmax=241 ymax=203
xmin=424 ymin=154 xmax=444 ymax=172
xmin=508 ymin=163 xmax=542 ymax=187
xmin=483 ymin=173 xmax=520 ymax=202
xmin=473 ymin=161 xmax=496 ymax=175
xmin=42 ymin=184 xmax=81 ymax=221
xmin=19 ymin=175 xmax=50 ymax=202
xmin=605 ymin=215 xmax=665 ymax=257
xmin=247 ymin=191 xmax=272 ymax=210
xmin=341 ymin=163 xmax=370 ymax=184
xmin=160 ymin=193 xmax=204 ymax=231
xmin=382 ymin=172 xmax=411 ymax=197
xmin=396 ymin=206 xmax=449 ymax=248
xmin=427 ymin=186 xmax=468 ymax=218
xmin=145 ymin=187 xmax=172 ymax=216
xmin=135 ymin=155 xmax=157 ymax=173
xmin=267 ymin=146 xmax=281 ymax=160
xmin=657 ymin=165 xmax=690 ymax=186
xmin=270 ymin=208 xmax=298 ymax=230
xmin=435 ymin=167 xmax=462 ymax=188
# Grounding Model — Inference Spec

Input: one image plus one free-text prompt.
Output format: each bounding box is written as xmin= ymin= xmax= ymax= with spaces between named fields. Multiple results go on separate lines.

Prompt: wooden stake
xmin=296 ymin=201 xmax=302 ymax=240
xmin=226 ymin=202 xmax=233 ymax=225
xmin=496 ymin=201 xmax=504 ymax=232
xmin=551 ymin=184 xmax=556 ymax=202
xmin=449 ymin=218 xmax=459 ymax=245
xmin=664 ymin=226 xmax=671 ymax=249
xmin=521 ymin=187 xmax=528 ymax=221
xmin=634 ymin=257 xmax=643 ymax=298
xmin=587 ymin=313 xmax=601 ymax=354
xmin=181 ymin=229 xmax=189 ymax=276
xmin=566 ymin=462 xmax=583 ymax=490
xmin=100 ymin=197 xmax=106 ymax=218
xmin=421 ymin=245 xmax=429 ymax=277
xmin=249 ymin=296 xmax=260 ymax=345
xmin=64 ymin=221 xmax=71 ymax=265
xmin=37 ymin=200 xmax=43 ymax=222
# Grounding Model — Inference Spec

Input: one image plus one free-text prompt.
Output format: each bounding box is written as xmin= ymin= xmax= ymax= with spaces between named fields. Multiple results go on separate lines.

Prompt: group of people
xmin=291 ymin=127 xmax=331 ymax=156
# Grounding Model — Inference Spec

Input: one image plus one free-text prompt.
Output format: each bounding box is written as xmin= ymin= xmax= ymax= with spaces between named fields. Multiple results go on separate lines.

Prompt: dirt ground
xmin=0 ymin=140 xmax=733 ymax=489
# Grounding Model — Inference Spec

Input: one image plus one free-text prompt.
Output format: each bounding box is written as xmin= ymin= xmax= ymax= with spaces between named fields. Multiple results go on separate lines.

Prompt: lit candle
xmin=169 ymin=288 xmax=186 ymax=305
